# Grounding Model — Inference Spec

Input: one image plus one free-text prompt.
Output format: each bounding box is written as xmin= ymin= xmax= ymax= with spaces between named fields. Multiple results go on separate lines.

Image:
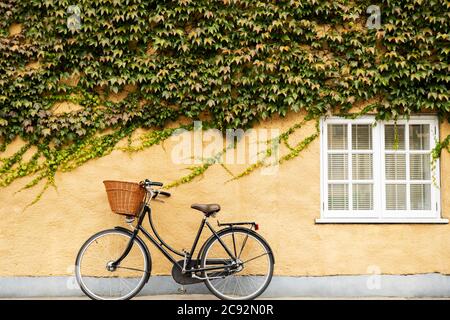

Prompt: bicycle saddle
xmin=191 ymin=203 xmax=221 ymax=217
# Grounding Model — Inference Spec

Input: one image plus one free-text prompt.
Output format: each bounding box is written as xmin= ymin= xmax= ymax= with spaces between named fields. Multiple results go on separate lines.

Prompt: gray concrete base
xmin=1 ymin=274 xmax=450 ymax=298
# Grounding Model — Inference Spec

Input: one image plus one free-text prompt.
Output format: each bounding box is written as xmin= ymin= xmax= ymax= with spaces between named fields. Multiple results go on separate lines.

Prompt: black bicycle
xmin=75 ymin=179 xmax=274 ymax=300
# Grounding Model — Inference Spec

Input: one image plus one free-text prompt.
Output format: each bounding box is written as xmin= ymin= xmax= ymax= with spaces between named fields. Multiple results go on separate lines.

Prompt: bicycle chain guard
xmin=171 ymin=260 xmax=204 ymax=285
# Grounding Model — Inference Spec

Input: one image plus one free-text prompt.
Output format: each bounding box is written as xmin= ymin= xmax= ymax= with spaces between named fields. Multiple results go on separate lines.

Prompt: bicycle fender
xmin=196 ymin=227 xmax=275 ymax=264
xmin=113 ymin=226 xmax=152 ymax=282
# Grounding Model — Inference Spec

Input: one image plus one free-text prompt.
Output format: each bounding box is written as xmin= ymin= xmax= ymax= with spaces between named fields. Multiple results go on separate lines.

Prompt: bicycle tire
xmin=200 ymin=228 xmax=274 ymax=300
xmin=75 ymin=229 xmax=151 ymax=300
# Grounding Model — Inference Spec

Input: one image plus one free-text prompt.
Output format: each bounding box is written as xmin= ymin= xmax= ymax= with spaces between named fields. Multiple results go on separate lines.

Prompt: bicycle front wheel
xmin=201 ymin=228 xmax=274 ymax=300
xmin=75 ymin=229 xmax=150 ymax=300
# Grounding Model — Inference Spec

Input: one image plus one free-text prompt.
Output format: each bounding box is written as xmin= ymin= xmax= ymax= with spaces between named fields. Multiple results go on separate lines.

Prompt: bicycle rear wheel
xmin=75 ymin=229 xmax=150 ymax=300
xmin=201 ymin=228 xmax=274 ymax=300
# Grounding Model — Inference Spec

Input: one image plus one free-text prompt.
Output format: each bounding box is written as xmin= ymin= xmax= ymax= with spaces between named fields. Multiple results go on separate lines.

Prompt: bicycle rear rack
xmin=217 ymin=221 xmax=257 ymax=229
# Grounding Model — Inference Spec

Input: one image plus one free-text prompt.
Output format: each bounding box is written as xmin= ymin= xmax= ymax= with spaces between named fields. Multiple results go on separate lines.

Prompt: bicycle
xmin=75 ymin=179 xmax=275 ymax=300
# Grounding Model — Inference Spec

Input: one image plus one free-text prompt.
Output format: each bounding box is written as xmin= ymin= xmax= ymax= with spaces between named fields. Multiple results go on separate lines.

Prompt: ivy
xmin=232 ymin=115 xmax=320 ymax=180
xmin=121 ymin=124 xmax=194 ymax=153
xmin=166 ymin=135 xmax=237 ymax=189
xmin=432 ymin=135 xmax=450 ymax=162
xmin=0 ymin=0 xmax=449 ymax=205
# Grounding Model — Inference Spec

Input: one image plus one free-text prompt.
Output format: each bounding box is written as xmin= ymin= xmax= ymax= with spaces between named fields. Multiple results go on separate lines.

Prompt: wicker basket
xmin=103 ymin=180 xmax=146 ymax=216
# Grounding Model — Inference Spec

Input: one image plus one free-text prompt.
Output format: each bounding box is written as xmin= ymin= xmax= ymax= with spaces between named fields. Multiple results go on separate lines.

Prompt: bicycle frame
xmin=112 ymin=204 xmax=239 ymax=274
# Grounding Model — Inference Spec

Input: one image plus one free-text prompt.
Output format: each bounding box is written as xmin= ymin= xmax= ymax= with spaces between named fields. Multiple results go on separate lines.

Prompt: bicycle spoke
xmin=224 ymin=276 xmax=232 ymax=296
xmin=76 ymin=231 xmax=147 ymax=300
xmin=116 ymin=266 xmax=146 ymax=273
xmin=248 ymin=276 xmax=260 ymax=292
xmin=242 ymin=252 xmax=268 ymax=264
xmin=237 ymin=232 xmax=250 ymax=260
xmin=203 ymin=230 xmax=273 ymax=300
xmin=120 ymin=278 xmax=134 ymax=292
xmin=231 ymin=232 xmax=237 ymax=258
xmin=235 ymin=276 xmax=243 ymax=296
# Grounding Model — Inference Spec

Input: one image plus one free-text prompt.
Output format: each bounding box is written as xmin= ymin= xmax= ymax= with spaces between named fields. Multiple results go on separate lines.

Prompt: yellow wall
xmin=1 ymin=113 xmax=450 ymax=277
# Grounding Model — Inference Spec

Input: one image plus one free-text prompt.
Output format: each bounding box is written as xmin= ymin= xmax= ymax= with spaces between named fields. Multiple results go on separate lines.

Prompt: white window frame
xmin=317 ymin=115 xmax=447 ymax=224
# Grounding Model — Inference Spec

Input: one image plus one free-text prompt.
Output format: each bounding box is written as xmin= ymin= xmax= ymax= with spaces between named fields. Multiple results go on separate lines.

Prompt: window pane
xmin=385 ymin=125 xmax=405 ymax=150
xmin=328 ymin=124 xmax=347 ymax=150
xmin=328 ymin=184 xmax=348 ymax=210
xmin=385 ymin=154 xmax=406 ymax=180
xmin=386 ymin=184 xmax=407 ymax=210
xmin=353 ymin=184 xmax=373 ymax=210
xmin=410 ymin=184 xmax=431 ymax=210
xmin=352 ymin=154 xmax=373 ymax=180
xmin=409 ymin=124 xmax=430 ymax=150
xmin=352 ymin=124 xmax=372 ymax=150
xmin=410 ymin=154 xmax=431 ymax=180
xmin=328 ymin=154 xmax=348 ymax=180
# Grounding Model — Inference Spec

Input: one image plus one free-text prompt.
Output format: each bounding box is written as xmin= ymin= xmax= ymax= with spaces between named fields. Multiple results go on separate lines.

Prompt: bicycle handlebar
xmin=158 ymin=191 xmax=171 ymax=197
xmin=151 ymin=190 xmax=171 ymax=199
xmin=140 ymin=179 xmax=163 ymax=187
xmin=140 ymin=179 xmax=171 ymax=199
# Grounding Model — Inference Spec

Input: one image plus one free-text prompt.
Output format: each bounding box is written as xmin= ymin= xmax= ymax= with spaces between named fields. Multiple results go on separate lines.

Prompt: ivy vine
xmin=0 ymin=0 xmax=449 ymax=206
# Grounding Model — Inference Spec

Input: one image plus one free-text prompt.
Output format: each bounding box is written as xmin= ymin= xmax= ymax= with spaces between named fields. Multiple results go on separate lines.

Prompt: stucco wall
xmin=0 ymin=113 xmax=449 ymax=277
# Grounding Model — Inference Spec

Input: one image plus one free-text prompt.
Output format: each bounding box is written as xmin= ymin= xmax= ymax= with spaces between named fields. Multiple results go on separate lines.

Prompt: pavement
xmin=3 ymin=295 xmax=449 ymax=300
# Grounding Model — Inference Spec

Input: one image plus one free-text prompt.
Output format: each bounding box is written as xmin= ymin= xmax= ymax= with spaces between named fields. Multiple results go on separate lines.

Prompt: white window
xmin=318 ymin=115 xmax=447 ymax=223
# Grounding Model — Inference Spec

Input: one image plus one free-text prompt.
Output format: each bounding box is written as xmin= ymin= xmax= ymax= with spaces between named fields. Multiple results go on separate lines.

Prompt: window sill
xmin=315 ymin=218 xmax=449 ymax=224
